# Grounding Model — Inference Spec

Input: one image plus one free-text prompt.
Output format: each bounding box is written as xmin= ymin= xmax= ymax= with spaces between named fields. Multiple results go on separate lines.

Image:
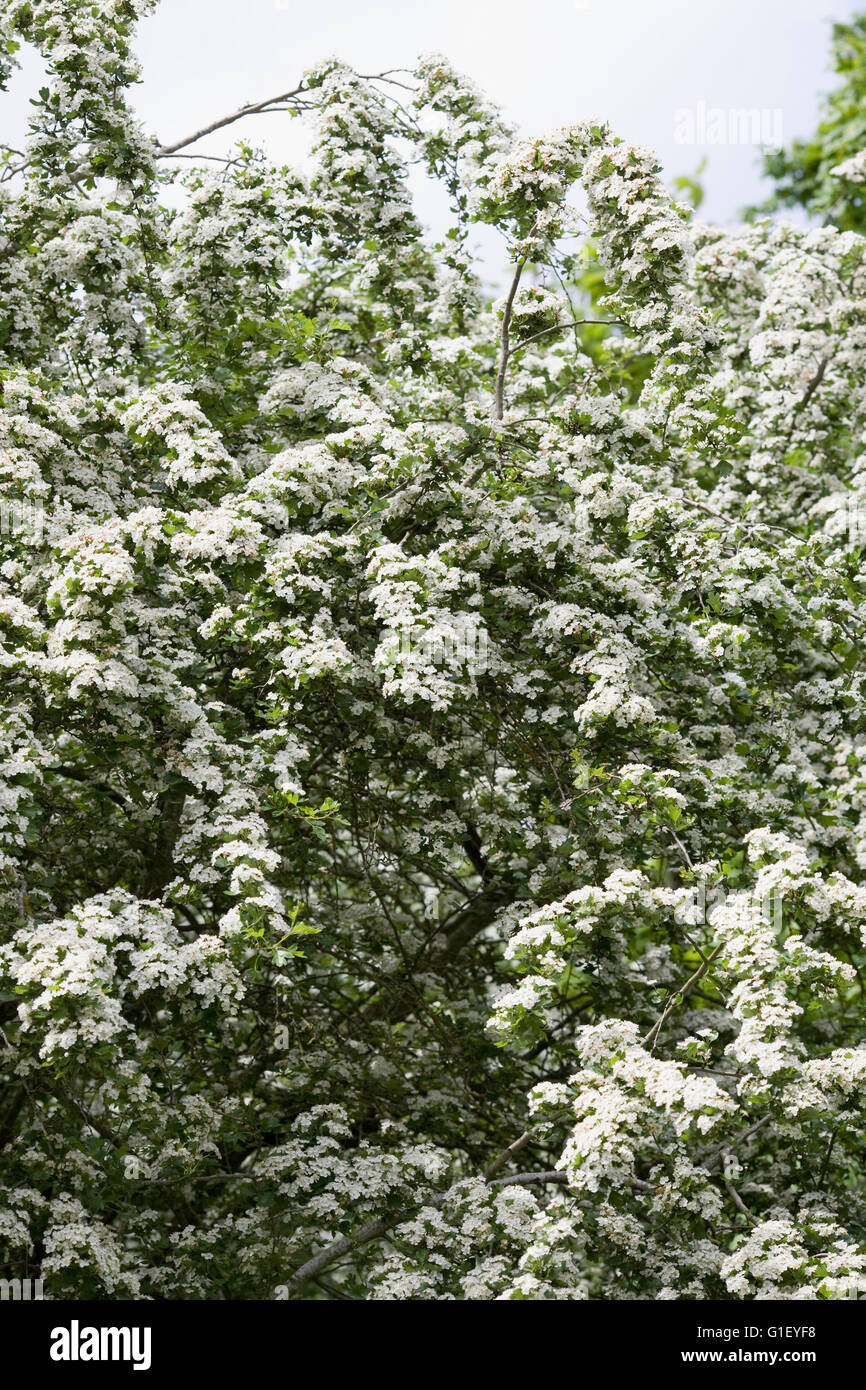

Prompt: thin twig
xmin=483 ymin=1130 xmax=531 ymax=1180
xmin=642 ymin=943 xmax=724 ymax=1052
xmin=721 ymin=1154 xmax=758 ymax=1225
xmin=513 ymin=317 xmax=629 ymax=351
xmin=700 ymin=1113 xmax=772 ymax=1172
xmin=796 ymin=354 xmax=828 ymax=413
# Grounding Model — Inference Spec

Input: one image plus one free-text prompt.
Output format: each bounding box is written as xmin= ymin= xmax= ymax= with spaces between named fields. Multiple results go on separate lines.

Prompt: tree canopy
xmin=2 ymin=0 xmax=866 ymax=1301
xmin=758 ymin=12 xmax=866 ymax=231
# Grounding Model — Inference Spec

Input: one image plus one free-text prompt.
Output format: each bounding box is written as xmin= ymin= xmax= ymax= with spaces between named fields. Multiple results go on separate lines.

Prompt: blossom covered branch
xmin=0 ymin=0 xmax=865 ymax=1302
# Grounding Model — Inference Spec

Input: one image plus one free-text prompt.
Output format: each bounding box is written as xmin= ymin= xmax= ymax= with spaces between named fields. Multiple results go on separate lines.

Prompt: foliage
xmin=756 ymin=12 xmax=866 ymax=231
xmin=1 ymin=0 xmax=866 ymax=1301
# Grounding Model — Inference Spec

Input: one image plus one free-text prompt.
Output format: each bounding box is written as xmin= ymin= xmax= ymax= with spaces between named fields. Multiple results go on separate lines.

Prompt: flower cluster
xmin=1 ymin=0 xmax=866 ymax=1303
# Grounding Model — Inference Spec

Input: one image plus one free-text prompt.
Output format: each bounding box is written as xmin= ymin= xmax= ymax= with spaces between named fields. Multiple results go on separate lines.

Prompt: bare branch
xmin=156 ymin=84 xmax=312 ymax=157
xmin=721 ymin=1154 xmax=759 ymax=1225
xmin=699 ymin=1112 xmax=772 ymax=1172
xmin=493 ymin=256 xmax=527 ymax=421
xmin=284 ymin=1168 xmax=568 ymax=1295
xmin=796 ymin=354 xmax=828 ymax=412
xmin=642 ymin=942 xmax=724 ymax=1052
xmin=818 ymin=1121 xmax=843 ymax=1187
xmin=155 ymin=70 xmax=416 ymax=158
xmin=512 ymin=317 xmax=629 ymax=351
xmin=483 ymin=1129 xmax=532 ymax=1180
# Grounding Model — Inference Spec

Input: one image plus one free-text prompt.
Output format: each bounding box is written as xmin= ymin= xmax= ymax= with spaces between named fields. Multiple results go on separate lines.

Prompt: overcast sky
xmin=2 ymin=0 xmax=856 ymax=249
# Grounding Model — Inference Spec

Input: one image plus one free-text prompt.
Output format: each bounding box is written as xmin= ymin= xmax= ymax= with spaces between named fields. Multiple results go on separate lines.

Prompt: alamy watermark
xmin=844 ymin=497 xmax=866 ymax=546
xmin=674 ymin=883 xmax=782 ymax=931
xmin=0 ymin=499 xmax=45 ymax=544
xmin=674 ymin=102 xmax=783 ymax=147
xmin=378 ymin=624 xmax=490 ymax=673
xmin=0 ymin=1276 xmax=44 ymax=1299
xmin=50 ymin=1321 xmax=151 ymax=1371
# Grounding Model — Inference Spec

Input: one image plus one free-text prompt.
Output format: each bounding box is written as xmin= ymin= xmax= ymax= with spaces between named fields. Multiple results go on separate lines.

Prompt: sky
xmin=1 ymin=0 xmax=857 ymax=261
xmin=131 ymin=0 xmax=852 ymax=218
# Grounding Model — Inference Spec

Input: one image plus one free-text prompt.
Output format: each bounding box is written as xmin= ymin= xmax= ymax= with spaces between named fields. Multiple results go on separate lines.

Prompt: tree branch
xmin=284 ymin=1169 xmax=568 ymax=1295
xmin=142 ymin=785 xmax=186 ymax=899
xmin=493 ymin=256 xmax=527 ymax=421
xmin=721 ymin=1154 xmax=759 ymax=1225
xmin=795 ymin=354 xmax=828 ymax=413
xmin=512 ymin=317 xmax=628 ymax=351
xmin=155 ymin=70 xmax=414 ymax=157
xmin=483 ymin=1129 xmax=532 ymax=1180
xmin=156 ymin=85 xmax=312 ymax=156
xmin=642 ymin=942 xmax=724 ymax=1052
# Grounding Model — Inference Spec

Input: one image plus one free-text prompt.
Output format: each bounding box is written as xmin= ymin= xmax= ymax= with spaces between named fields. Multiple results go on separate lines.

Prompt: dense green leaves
xmin=1 ymin=0 xmax=866 ymax=1302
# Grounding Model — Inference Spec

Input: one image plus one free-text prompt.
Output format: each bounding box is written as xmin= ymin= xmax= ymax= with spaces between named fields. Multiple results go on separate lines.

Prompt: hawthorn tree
xmin=2 ymin=0 xmax=866 ymax=1301
xmin=758 ymin=11 xmax=866 ymax=231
